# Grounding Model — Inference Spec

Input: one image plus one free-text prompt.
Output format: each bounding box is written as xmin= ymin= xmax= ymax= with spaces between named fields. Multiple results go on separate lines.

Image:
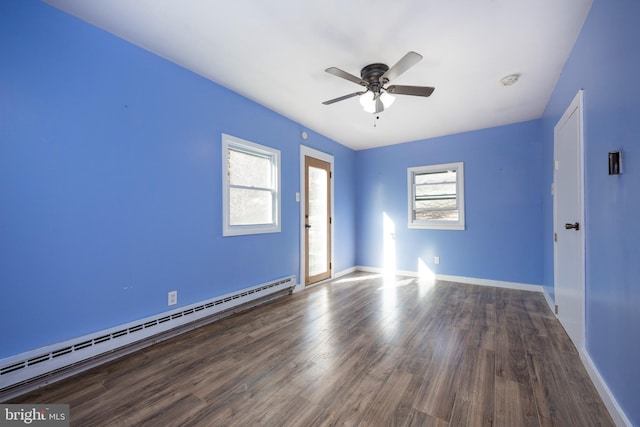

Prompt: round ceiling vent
xmin=500 ymin=74 xmax=521 ymax=86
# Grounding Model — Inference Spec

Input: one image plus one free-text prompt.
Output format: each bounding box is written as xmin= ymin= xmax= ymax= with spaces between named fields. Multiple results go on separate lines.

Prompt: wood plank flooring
xmin=11 ymin=272 xmax=614 ymax=426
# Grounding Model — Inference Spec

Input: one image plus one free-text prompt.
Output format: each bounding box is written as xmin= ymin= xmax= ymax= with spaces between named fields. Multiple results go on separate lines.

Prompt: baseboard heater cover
xmin=0 ymin=275 xmax=295 ymax=396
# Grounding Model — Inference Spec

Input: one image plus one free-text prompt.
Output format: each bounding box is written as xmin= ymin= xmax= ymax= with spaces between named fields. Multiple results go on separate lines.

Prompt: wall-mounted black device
xmin=608 ymin=151 xmax=621 ymax=175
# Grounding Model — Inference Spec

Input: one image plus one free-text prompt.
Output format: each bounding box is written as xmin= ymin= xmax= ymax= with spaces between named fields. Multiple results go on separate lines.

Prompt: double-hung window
xmin=222 ymin=134 xmax=280 ymax=236
xmin=408 ymin=162 xmax=465 ymax=230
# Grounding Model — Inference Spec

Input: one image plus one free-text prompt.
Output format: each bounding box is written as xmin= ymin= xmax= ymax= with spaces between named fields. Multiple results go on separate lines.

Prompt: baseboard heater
xmin=0 ymin=275 xmax=296 ymax=401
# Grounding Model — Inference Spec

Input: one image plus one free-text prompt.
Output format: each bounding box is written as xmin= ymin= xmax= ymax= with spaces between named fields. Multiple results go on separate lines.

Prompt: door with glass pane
xmin=305 ymin=156 xmax=331 ymax=285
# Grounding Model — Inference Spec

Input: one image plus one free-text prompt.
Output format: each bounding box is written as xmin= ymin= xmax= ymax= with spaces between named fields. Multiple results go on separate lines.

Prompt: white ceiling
xmin=45 ymin=0 xmax=592 ymax=151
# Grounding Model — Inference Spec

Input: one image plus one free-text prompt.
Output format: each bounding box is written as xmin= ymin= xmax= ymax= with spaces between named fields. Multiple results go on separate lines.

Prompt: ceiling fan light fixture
xmin=363 ymin=102 xmax=376 ymax=114
xmin=380 ymin=91 xmax=395 ymax=108
xmin=359 ymin=91 xmax=395 ymax=113
xmin=359 ymin=92 xmax=376 ymax=113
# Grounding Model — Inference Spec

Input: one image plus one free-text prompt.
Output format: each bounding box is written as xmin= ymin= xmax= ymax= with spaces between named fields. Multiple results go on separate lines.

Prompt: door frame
xmin=553 ymin=89 xmax=586 ymax=350
xmin=300 ymin=145 xmax=335 ymax=286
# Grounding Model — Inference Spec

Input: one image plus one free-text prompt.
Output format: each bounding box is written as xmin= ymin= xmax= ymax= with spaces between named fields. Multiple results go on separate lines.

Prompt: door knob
xmin=305 ymin=224 xmax=312 ymax=229
xmin=564 ymin=222 xmax=580 ymax=231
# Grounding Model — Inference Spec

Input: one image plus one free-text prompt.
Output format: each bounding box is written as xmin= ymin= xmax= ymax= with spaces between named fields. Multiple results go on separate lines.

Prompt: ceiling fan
xmin=322 ymin=51 xmax=435 ymax=114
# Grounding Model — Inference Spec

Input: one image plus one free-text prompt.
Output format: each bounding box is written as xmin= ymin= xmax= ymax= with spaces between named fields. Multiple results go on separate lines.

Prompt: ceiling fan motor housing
xmin=361 ymin=63 xmax=389 ymax=92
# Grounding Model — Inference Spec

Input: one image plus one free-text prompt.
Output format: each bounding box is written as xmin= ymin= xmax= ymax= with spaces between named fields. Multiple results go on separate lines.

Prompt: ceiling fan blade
xmin=380 ymin=51 xmax=423 ymax=83
xmin=325 ymin=67 xmax=367 ymax=86
xmin=386 ymin=85 xmax=435 ymax=97
xmin=322 ymin=91 xmax=364 ymax=105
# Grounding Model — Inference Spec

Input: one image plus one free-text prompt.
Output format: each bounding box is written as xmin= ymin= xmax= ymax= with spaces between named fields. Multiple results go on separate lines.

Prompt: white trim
xmin=222 ymin=133 xmax=281 ymax=236
xmin=436 ymin=274 xmax=543 ymax=292
xmin=408 ymin=162 xmax=465 ymax=231
xmin=355 ymin=266 xmax=542 ymax=292
xmin=292 ymin=267 xmax=358 ymax=294
xmin=356 ymin=265 xmax=416 ymax=277
xmin=334 ymin=266 xmax=357 ymax=279
xmin=580 ymin=350 xmax=632 ymax=427
xmin=542 ymin=288 xmax=556 ymax=315
xmin=299 ymin=145 xmax=335 ymax=286
xmin=553 ymin=89 xmax=586 ymax=349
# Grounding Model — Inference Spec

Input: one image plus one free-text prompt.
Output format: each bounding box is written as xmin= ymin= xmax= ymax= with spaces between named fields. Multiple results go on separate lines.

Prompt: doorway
xmin=300 ymin=146 xmax=333 ymax=286
xmin=553 ymin=90 xmax=585 ymax=350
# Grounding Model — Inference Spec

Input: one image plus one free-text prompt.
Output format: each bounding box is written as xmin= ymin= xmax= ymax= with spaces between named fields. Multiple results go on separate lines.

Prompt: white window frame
xmin=222 ymin=134 xmax=281 ymax=236
xmin=408 ymin=162 xmax=465 ymax=230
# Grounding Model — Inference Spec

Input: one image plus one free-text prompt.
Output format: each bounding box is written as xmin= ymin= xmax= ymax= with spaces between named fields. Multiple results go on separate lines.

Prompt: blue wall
xmin=0 ymin=1 xmax=356 ymax=358
xmin=355 ymin=121 xmax=543 ymax=285
xmin=541 ymin=0 xmax=640 ymax=424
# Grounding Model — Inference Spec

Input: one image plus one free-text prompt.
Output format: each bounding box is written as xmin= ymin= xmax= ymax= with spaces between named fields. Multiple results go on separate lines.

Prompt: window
xmin=222 ymin=134 xmax=280 ymax=236
xmin=408 ymin=162 xmax=465 ymax=230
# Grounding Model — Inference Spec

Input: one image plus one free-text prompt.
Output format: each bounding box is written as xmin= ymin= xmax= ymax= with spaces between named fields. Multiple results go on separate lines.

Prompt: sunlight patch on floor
xmin=377 ymin=278 xmax=415 ymax=291
xmin=332 ymin=273 xmax=381 ymax=284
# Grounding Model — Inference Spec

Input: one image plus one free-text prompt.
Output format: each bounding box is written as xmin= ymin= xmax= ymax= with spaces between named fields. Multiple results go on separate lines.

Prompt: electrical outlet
xmin=168 ymin=290 xmax=177 ymax=306
xmin=434 ymin=256 xmax=440 ymax=265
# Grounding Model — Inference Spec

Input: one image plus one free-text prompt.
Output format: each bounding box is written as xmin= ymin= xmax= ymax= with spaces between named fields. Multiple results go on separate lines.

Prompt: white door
xmin=554 ymin=90 xmax=585 ymax=349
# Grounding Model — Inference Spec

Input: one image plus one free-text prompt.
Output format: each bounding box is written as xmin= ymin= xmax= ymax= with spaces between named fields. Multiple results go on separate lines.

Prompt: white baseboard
xmin=293 ymin=267 xmax=357 ymax=293
xmin=354 ymin=266 xmax=542 ymax=293
xmin=436 ymin=274 xmax=543 ymax=293
xmin=354 ymin=265 xmax=409 ymax=276
xmin=580 ymin=350 xmax=632 ymax=427
xmin=542 ymin=287 xmax=556 ymax=314
xmin=335 ymin=266 xmax=357 ymax=279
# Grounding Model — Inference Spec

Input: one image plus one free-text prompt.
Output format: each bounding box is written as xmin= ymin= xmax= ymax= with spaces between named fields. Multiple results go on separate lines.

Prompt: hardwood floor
xmin=11 ymin=272 xmax=614 ymax=426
